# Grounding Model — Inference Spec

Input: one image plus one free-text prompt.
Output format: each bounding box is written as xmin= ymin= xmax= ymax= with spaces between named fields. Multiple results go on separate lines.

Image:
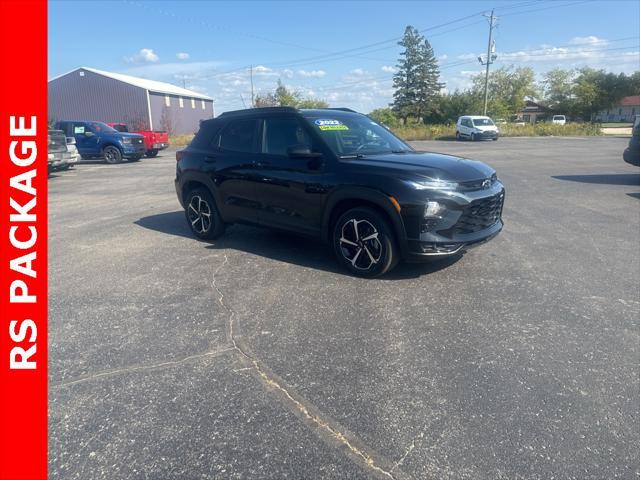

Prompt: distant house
xmin=48 ymin=67 xmax=214 ymax=135
xmin=516 ymin=100 xmax=550 ymax=123
xmin=594 ymin=95 xmax=640 ymax=122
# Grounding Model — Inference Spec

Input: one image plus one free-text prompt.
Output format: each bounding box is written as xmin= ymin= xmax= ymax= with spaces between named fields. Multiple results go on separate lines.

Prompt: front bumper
xmin=476 ymin=130 xmax=498 ymax=139
xmin=122 ymin=144 xmax=145 ymax=157
xmin=402 ymin=182 xmax=505 ymax=261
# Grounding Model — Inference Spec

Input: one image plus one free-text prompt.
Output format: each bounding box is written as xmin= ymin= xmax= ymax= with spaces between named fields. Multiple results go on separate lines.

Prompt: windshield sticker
xmin=315 ymin=119 xmax=349 ymax=131
xmin=73 ymin=126 xmax=85 ymax=134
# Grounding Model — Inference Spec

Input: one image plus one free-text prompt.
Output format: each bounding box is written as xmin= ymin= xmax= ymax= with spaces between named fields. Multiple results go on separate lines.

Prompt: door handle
xmin=204 ymin=155 xmax=217 ymax=163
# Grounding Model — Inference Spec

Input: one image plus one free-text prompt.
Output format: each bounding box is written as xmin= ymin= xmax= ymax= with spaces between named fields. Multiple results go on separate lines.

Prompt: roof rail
xmin=218 ymin=106 xmax=299 ymax=117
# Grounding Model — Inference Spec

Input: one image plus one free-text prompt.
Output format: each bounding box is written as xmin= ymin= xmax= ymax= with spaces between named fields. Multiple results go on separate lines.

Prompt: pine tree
xmin=415 ymin=39 xmax=444 ymax=120
xmin=392 ymin=26 xmax=443 ymax=123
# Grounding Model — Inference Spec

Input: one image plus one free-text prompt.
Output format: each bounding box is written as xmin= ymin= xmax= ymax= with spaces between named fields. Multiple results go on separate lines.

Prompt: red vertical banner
xmin=0 ymin=1 xmax=48 ymax=479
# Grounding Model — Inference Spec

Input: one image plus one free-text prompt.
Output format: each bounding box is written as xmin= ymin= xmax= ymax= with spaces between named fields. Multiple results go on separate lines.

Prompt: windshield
xmin=87 ymin=122 xmax=118 ymax=133
xmin=303 ymin=114 xmax=411 ymax=157
xmin=472 ymin=118 xmax=495 ymax=127
xmin=553 ymin=116 xmax=565 ymax=120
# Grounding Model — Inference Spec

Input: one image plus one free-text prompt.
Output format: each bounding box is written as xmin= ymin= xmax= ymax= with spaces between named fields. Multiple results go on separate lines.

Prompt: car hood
xmin=474 ymin=125 xmax=498 ymax=131
xmin=346 ymin=151 xmax=495 ymax=182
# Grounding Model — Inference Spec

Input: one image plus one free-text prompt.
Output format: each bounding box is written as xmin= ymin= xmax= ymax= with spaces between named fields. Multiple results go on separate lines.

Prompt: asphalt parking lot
xmin=49 ymin=137 xmax=639 ymax=479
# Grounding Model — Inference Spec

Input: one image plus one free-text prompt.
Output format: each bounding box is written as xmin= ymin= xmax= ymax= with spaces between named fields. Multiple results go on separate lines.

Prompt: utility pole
xmin=478 ymin=9 xmax=498 ymax=116
xmin=249 ymin=65 xmax=254 ymax=108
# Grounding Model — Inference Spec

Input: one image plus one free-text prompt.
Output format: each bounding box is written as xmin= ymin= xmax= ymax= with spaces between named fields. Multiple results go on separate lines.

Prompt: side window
xmin=262 ymin=117 xmax=312 ymax=156
xmin=219 ymin=119 xmax=257 ymax=153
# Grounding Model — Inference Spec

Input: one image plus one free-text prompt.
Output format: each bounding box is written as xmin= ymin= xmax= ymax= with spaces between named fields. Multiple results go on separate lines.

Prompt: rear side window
xmin=191 ymin=120 xmax=222 ymax=149
xmin=219 ymin=119 xmax=257 ymax=153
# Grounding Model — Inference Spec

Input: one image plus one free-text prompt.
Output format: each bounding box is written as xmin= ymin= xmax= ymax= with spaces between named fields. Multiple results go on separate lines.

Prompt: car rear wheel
xmin=471 ymin=133 xmax=477 ymax=141
xmin=184 ymin=187 xmax=225 ymax=240
xmin=333 ymin=207 xmax=398 ymax=277
xmin=145 ymin=149 xmax=159 ymax=158
xmin=456 ymin=131 xmax=461 ymax=141
xmin=103 ymin=146 xmax=122 ymax=164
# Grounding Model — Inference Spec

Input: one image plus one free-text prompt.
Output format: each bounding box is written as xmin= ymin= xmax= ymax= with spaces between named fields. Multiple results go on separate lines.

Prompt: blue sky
xmin=49 ymin=0 xmax=640 ymax=113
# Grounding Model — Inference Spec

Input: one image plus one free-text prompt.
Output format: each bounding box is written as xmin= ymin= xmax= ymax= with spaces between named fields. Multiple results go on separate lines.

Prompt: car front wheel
xmin=333 ymin=207 xmax=398 ymax=277
xmin=103 ymin=146 xmax=122 ymax=164
xmin=184 ymin=187 xmax=225 ymax=240
xmin=145 ymin=149 xmax=159 ymax=157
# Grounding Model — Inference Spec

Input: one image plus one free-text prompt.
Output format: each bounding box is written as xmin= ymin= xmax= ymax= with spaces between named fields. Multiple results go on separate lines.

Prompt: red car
xmin=107 ymin=123 xmax=169 ymax=157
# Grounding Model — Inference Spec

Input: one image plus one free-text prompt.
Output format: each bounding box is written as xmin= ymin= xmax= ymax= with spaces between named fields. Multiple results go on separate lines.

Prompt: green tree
xmin=472 ymin=66 xmax=537 ymax=118
xmin=542 ymin=68 xmax=575 ymax=113
xmin=392 ymin=26 xmax=443 ymax=123
xmin=254 ymin=79 xmax=328 ymax=108
xmin=368 ymin=107 xmax=400 ymax=128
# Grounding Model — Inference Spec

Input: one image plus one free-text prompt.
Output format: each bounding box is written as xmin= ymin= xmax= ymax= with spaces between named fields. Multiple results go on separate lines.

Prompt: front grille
xmin=448 ymin=191 xmax=504 ymax=235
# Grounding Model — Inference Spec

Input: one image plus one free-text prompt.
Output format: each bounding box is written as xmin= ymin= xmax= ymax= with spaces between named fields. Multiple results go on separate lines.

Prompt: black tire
xmin=184 ymin=187 xmax=225 ymax=240
xmin=103 ymin=146 xmax=122 ymax=164
xmin=492 ymin=137 xmax=498 ymax=141
xmin=471 ymin=133 xmax=477 ymax=142
xmin=145 ymin=149 xmax=159 ymax=158
xmin=333 ymin=207 xmax=398 ymax=277
xmin=456 ymin=131 xmax=461 ymax=141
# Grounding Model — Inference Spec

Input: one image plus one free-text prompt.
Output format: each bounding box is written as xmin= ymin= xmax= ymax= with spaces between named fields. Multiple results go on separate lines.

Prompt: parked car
xmin=175 ymin=107 xmax=505 ymax=277
xmin=456 ymin=115 xmax=499 ymax=141
xmin=623 ymin=115 xmax=640 ymax=166
xmin=552 ymin=115 xmax=567 ymax=125
xmin=47 ymin=129 xmax=77 ymax=171
xmin=107 ymin=122 xmax=169 ymax=158
xmin=54 ymin=121 xmax=145 ymax=163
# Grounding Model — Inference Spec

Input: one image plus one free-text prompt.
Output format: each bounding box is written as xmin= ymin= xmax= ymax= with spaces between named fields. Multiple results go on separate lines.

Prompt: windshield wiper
xmin=339 ymin=153 xmax=365 ymax=159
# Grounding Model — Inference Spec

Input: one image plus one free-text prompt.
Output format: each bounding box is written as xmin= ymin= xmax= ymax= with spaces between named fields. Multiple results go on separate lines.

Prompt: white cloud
xmin=297 ymin=69 xmax=326 ymax=78
xmin=176 ymin=52 xmax=190 ymax=60
xmin=125 ymin=48 xmax=159 ymax=64
xmin=569 ymin=35 xmax=607 ymax=46
xmin=438 ymin=54 xmax=448 ymax=61
xmin=349 ymin=68 xmax=368 ymax=77
xmin=381 ymin=65 xmax=397 ymax=73
xmin=282 ymin=69 xmax=294 ymax=79
xmin=253 ymin=65 xmax=277 ymax=76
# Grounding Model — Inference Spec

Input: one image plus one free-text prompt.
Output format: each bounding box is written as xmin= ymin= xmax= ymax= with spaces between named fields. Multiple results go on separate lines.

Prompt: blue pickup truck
xmin=54 ymin=120 xmax=145 ymax=163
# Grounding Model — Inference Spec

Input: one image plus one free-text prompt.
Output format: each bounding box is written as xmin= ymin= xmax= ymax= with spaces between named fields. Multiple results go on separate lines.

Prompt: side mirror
xmin=287 ymin=144 xmax=321 ymax=158
xmin=84 ymin=131 xmax=95 ymax=137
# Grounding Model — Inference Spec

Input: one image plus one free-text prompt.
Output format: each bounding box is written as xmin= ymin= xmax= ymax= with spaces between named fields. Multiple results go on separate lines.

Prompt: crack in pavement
xmin=212 ymin=252 xmax=400 ymax=480
xmin=390 ymin=430 xmax=425 ymax=473
xmin=50 ymin=347 xmax=235 ymax=389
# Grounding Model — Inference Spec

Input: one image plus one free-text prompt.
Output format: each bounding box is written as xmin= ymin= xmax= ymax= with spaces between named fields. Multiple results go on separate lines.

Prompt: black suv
xmin=175 ymin=107 xmax=505 ymax=277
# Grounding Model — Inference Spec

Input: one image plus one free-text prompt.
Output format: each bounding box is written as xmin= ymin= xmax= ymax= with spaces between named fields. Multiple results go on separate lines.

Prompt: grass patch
xmin=600 ymin=122 xmax=633 ymax=128
xmin=392 ymin=122 xmax=602 ymax=141
xmin=170 ymin=134 xmax=195 ymax=148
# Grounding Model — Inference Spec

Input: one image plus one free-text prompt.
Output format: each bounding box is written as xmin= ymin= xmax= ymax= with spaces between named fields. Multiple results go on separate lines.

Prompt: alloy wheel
xmin=187 ymin=195 xmax=212 ymax=234
xmin=338 ymin=219 xmax=382 ymax=271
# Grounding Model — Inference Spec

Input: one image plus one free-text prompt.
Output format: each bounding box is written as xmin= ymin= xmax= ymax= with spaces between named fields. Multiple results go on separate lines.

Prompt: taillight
xmin=176 ymin=150 xmax=185 ymax=162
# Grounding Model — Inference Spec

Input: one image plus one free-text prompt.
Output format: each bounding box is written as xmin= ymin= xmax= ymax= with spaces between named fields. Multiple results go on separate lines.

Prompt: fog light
xmin=424 ymin=201 xmax=444 ymax=218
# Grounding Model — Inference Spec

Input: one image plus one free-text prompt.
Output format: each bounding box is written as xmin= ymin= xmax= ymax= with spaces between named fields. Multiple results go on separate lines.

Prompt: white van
xmin=552 ymin=115 xmax=566 ymax=125
xmin=456 ymin=115 xmax=499 ymax=141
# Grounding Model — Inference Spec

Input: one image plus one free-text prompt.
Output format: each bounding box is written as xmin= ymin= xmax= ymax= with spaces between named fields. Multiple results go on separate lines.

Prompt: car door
xmin=72 ymin=122 xmax=100 ymax=155
xmin=253 ymin=115 xmax=329 ymax=236
xmin=209 ymin=118 xmax=261 ymax=224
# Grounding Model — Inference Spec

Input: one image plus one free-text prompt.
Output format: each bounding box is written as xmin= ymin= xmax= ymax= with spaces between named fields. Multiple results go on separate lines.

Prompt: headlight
xmin=121 ymin=137 xmax=132 ymax=144
xmin=424 ymin=201 xmax=445 ymax=218
xmin=406 ymin=179 xmax=459 ymax=191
